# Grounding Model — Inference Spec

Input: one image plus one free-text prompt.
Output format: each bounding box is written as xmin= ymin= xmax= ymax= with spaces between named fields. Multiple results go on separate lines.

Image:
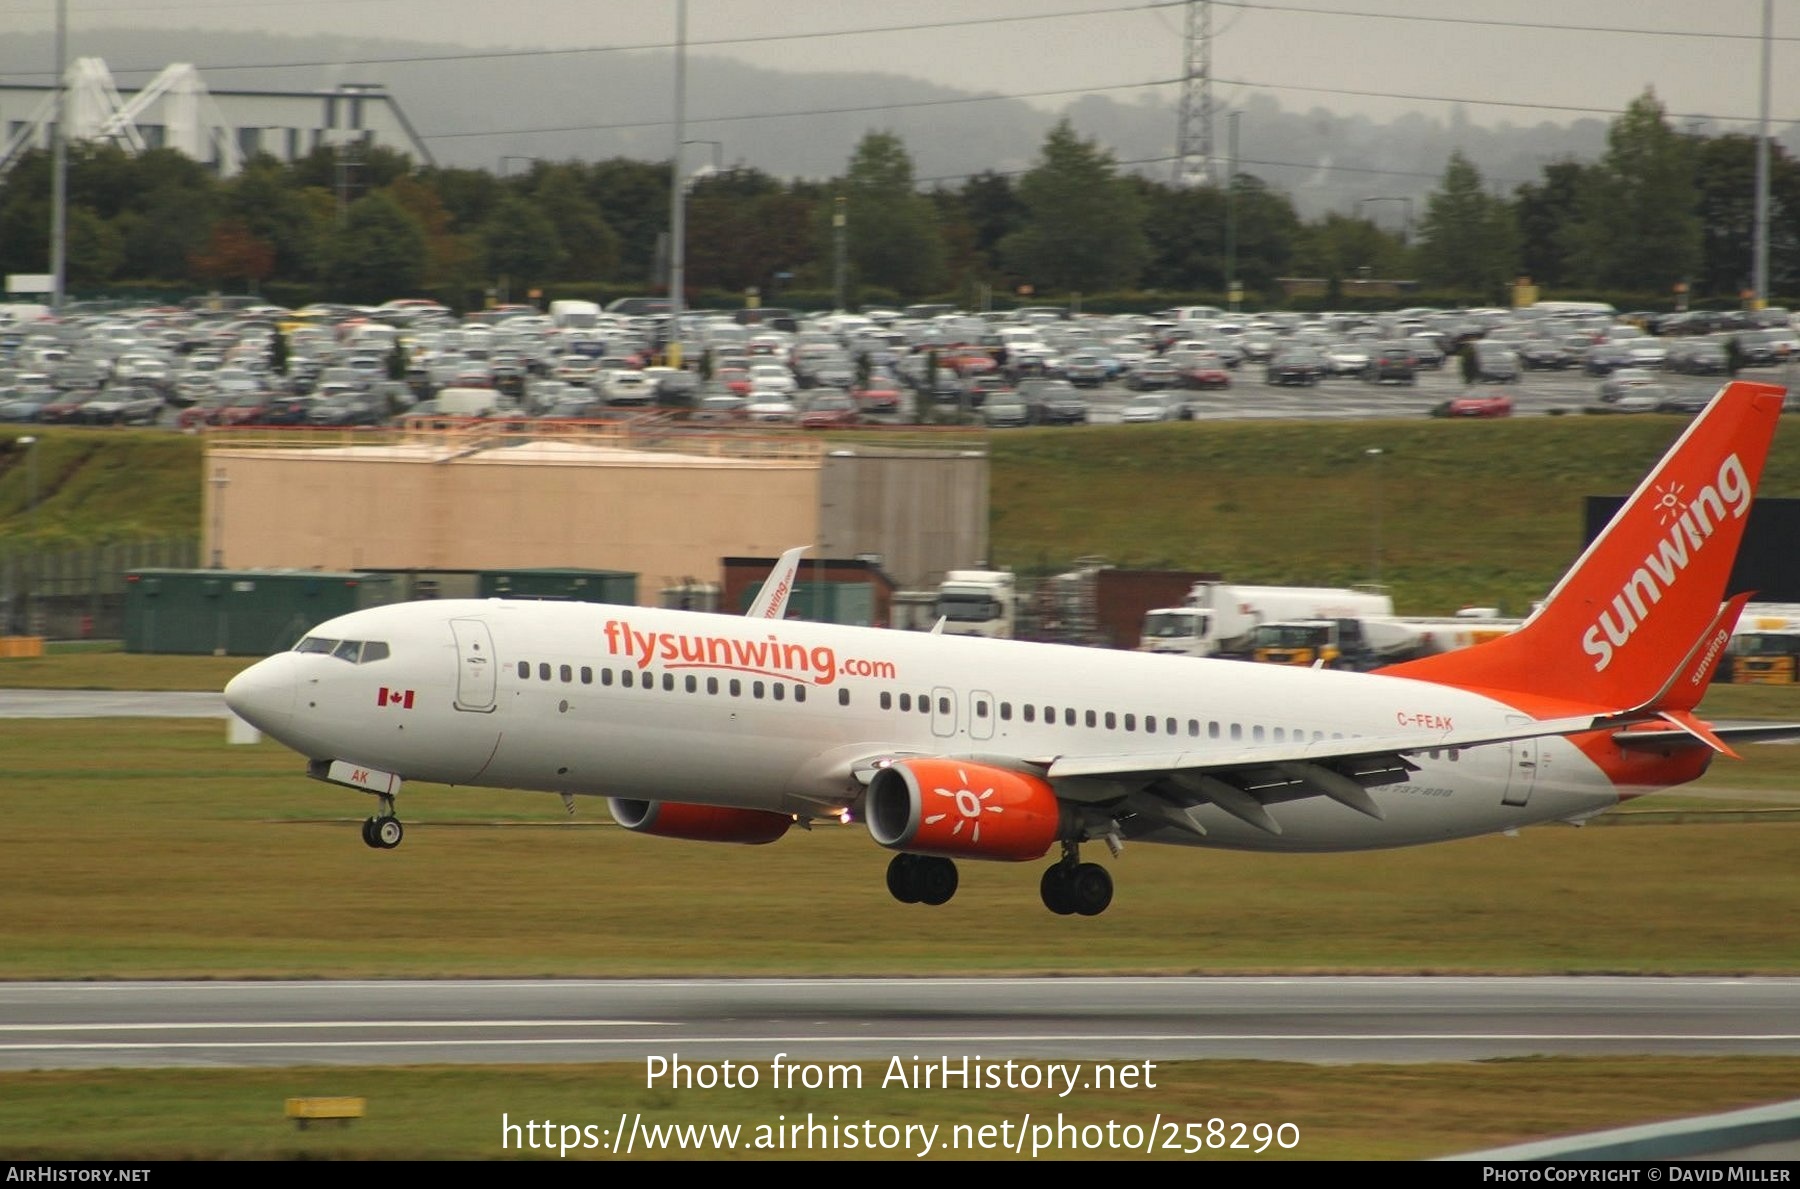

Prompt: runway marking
xmin=3 ymin=1033 xmax=1798 ymax=1054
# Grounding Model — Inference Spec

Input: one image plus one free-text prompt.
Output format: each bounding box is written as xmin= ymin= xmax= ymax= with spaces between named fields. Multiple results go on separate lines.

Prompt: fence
xmin=0 ymin=538 xmax=199 ymax=639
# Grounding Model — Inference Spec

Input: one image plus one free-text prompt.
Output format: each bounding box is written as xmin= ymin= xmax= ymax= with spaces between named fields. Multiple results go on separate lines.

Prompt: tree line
xmin=0 ymin=89 xmax=1792 ymax=311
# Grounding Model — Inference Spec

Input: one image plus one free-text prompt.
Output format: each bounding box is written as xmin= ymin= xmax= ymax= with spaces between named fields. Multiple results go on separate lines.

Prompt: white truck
xmin=935 ymin=570 xmax=1017 ymax=638
xmin=1138 ymin=582 xmax=1395 ymax=658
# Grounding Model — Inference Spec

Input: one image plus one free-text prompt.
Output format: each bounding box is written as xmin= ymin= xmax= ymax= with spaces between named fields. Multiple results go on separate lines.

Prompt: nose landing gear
xmin=360 ymin=793 xmax=403 ymax=850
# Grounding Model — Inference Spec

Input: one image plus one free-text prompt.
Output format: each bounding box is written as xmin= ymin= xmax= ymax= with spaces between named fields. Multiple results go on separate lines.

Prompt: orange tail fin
xmin=1379 ymin=381 xmax=1785 ymax=709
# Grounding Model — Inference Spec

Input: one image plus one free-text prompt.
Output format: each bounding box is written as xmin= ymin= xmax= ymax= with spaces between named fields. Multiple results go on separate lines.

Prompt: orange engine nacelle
xmin=865 ymin=759 xmax=1065 ymax=861
xmin=607 ymin=798 xmax=793 ymax=845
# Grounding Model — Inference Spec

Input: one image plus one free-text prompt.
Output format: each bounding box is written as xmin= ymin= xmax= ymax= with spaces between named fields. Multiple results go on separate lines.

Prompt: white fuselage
xmin=226 ymin=599 xmax=1628 ymax=855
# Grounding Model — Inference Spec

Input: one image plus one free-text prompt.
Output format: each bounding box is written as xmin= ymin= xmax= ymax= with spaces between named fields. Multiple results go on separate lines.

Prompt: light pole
xmin=18 ymin=435 xmax=38 ymax=635
xmin=17 ymin=436 xmax=37 ymax=539
xmin=1364 ymin=447 xmax=1384 ymax=586
xmin=666 ymin=0 xmax=689 ymax=369
xmin=832 ymin=196 xmax=848 ymax=313
xmin=209 ymin=467 xmax=228 ymax=569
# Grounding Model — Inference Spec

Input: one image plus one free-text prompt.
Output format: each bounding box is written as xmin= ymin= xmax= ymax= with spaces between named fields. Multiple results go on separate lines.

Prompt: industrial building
xmin=202 ymin=424 xmax=989 ymax=607
xmin=0 ymin=58 xmax=431 ymax=177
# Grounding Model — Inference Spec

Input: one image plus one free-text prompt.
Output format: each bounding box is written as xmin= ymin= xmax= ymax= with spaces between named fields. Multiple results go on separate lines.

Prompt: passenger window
xmin=1041 ymin=705 xmax=1053 ymax=722
xmin=899 ymin=693 xmax=911 ymax=712
xmin=622 ymin=670 xmax=634 ymax=688
xmin=919 ymin=698 xmax=930 ymax=715
xmin=795 ymin=685 xmax=806 ymax=703
xmin=837 ymin=688 xmax=848 ymax=706
xmin=1187 ymin=719 xmax=1199 ymax=737
xmin=772 ymin=683 xmax=785 ymax=701
xmin=517 ymin=661 xmax=530 ymax=679
xmin=1273 ymin=727 xmax=1285 ymax=743
xmin=1000 ymin=702 xmax=1012 ymax=721
xmin=685 ymin=675 xmax=697 ymax=693
xmin=730 ymin=679 xmax=741 ymax=697
xmin=975 ymin=701 xmax=988 ymax=718
xmin=1253 ymin=725 xmax=1265 ymax=742
xmin=1165 ymin=717 xmax=1176 ymax=735
xmin=1124 ymin=714 xmax=1136 ymax=732
xmin=560 ymin=664 xmax=572 ymax=683
xmin=881 ymin=692 xmax=893 ymax=710
xmin=580 ymin=667 xmax=592 ymax=684
xmin=602 ymin=669 xmax=614 ymax=687
xmin=662 ymin=673 xmax=674 ymax=691
xmin=538 ymin=663 xmax=551 ymax=681
xmin=1085 ymin=710 xmax=1097 ymax=728
xmin=1024 ymin=705 xmax=1036 ymax=724
xmin=1065 ymin=708 xmax=1076 ymax=726
xmin=1145 ymin=715 xmax=1156 ymax=734
xmin=940 ymin=697 xmax=951 ymax=715
xmin=708 ymin=677 xmax=719 ymax=695
xmin=1209 ymin=721 xmax=1220 ymax=739
xmin=361 ymin=641 xmax=389 ymax=664
xmin=1230 ymin=723 xmax=1242 ymax=741
xmin=1105 ymin=712 xmax=1116 ymax=729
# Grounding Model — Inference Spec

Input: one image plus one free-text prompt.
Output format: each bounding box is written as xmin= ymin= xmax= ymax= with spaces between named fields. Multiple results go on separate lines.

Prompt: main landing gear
xmin=882 ymin=842 xmax=1116 ymax=916
xmin=1039 ymin=847 xmax=1113 ymax=917
xmin=360 ymin=793 xmax=404 ymax=850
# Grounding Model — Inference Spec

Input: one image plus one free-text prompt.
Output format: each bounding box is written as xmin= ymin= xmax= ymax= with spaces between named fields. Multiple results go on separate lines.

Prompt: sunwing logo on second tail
xmin=1582 ymin=452 xmax=1751 ymax=672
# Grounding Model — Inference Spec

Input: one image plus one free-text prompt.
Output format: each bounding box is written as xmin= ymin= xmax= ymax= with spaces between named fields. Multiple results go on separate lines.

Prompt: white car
xmin=747 ymin=362 xmax=797 ymax=395
xmin=603 ymin=370 xmax=655 ymax=406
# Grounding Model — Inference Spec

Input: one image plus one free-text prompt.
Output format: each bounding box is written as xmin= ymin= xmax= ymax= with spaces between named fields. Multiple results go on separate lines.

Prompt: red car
xmin=798 ymin=394 xmax=860 ymax=429
xmin=853 ymin=383 xmax=902 ymax=413
xmin=1440 ymin=393 xmax=1514 ymax=418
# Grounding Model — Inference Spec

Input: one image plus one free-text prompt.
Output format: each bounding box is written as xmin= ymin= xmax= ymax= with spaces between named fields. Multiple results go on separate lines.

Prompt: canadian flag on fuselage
xmin=377 ymin=687 xmax=415 ymax=709
xmin=1378 ymin=380 xmax=1787 ymax=711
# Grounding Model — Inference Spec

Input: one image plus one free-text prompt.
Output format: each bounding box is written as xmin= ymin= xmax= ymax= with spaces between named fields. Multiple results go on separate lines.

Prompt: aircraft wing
xmin=1042 ymin=713 xmax=1606 ymax=782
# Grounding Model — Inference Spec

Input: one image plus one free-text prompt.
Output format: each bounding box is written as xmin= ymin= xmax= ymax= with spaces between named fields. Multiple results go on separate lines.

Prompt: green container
xmin=477 ymin=568 xmax=637 ymax=605
xmin=123 ymin=569 xmax=396 ymax=656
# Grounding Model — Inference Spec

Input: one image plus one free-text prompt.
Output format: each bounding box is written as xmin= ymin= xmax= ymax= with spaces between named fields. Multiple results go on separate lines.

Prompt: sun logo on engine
xmin=923 ymin=767 xmax=1004 ymax=843
xmin=1651 ymin=480 xmax=1688 ymax=526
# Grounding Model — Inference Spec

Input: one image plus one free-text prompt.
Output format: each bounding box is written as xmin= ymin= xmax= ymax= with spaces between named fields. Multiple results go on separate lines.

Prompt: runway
xmin=1 ymin=976 xmax=1795 ymax=1070
xmin=0 ymin=690 xmax=227 ymax=718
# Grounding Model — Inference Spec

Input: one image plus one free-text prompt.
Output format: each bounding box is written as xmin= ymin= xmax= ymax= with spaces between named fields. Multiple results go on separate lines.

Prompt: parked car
xmin=1432 ymin=393 xmax=1514 ymax=418
xmin=1363 ymin=343 xmax=1417 ymax=385
xmin=797 ymin=393 xmax=860 ymax=429
xmin=1120 ymin=394 xmax=1185 ymax=423
xmin=1265 ymin=349 xmax=1326 ymax=386
xmin=1470 ymin=343 xmax=1521 ymax=383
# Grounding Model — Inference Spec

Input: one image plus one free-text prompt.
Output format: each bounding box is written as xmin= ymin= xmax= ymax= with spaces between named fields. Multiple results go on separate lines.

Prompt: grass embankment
xmin=4 ymin=1058 xmax=1799 ymax=1160
xmin=987 ymin=415 xmax=1800 ymax=614
xmin=13 ymin=416 xmax=1800 ymax=616
xmin=0 ymin=429 xmax=202 ymax=550
xmin=3 ymin=716 xmax=1798 ymax=979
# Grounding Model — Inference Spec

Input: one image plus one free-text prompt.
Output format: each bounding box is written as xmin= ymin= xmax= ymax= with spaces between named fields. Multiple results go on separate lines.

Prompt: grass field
xmin=3 ymin=1057 xmax=1799 ymax=1160
xmin=3 ymin=715 xmax=1798 ymax=979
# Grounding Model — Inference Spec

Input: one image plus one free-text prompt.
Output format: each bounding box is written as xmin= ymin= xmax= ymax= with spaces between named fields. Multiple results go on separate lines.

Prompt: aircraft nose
xmin=224 ymin=654 xmax=296 ymax=734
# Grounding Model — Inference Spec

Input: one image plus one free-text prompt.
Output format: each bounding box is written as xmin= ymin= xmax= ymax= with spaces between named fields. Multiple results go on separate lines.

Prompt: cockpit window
xmin=293 ymin=636 xmax=390 ymax=664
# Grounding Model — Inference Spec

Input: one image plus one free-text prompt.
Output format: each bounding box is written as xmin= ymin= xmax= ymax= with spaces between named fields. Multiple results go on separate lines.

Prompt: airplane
xmin=224 ymin=380 xmax=1799 ymax=916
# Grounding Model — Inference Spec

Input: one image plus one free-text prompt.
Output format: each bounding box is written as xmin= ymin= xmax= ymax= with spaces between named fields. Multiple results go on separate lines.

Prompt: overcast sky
xmin=3 ymin=0 xmax=1792 ymax=132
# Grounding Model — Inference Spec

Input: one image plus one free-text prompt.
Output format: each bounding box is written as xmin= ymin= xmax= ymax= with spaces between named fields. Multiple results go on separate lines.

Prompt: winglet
xmin=746 ymin=546 xmax=809 ymax=620
xmin=1378 ymin=381 xmax=1785 ymax=710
